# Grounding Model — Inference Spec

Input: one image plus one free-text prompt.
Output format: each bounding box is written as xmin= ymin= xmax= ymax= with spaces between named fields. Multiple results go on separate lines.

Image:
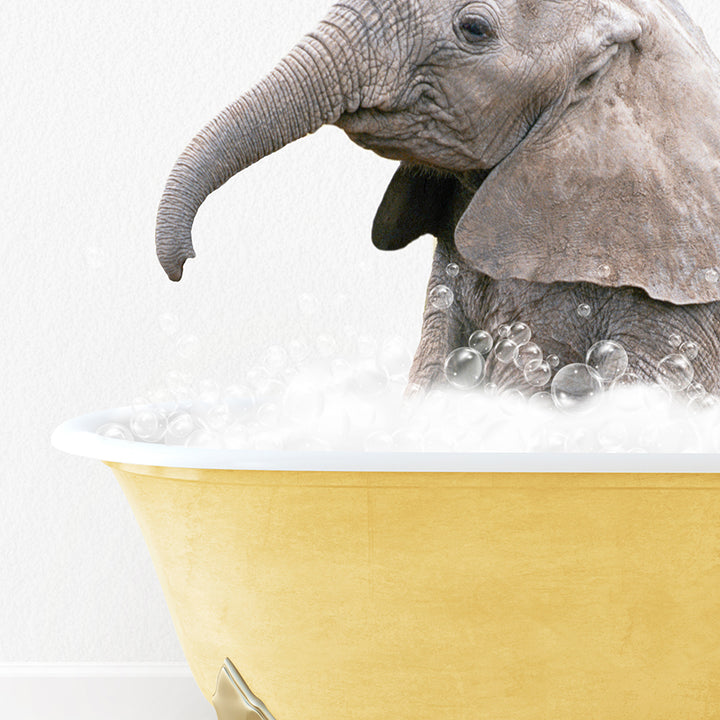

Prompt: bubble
xmin=508 ymin=322 xmax=532 ymax=346
xmin=576 ymin=303 xmax=592 ymax=318
xmin=97 ymin=423 xmax=133 ymax=441
xmin=130 ymin=408 xmax=166 ymax=442
xmin=514 ymin=342 xmax=542 ymax=370
xmin=257 ymin=403 xmax=280 ymax=427
xmin=524 ymin=359 xmax=552 ymax=387
xmin=546 ymin=354 xmax=560 ymax=368
xmin=494 ymin=339 xmax=519 ymax=364
xmin=222 ymin=384 xmax=255 ymax=420
xmin=176 ymin=333 xmax=200 ymax=360
xmin=166 ymin=412 xmax=195 ymax=442
xmin=158 ymin=313 xmax=180 ymax=336
xmin=469 ymin=330 xmax=493 ymax=356
xmin=528 ymin=391 xmax=553 ymax=409
xmin=585 ymin=340 xmax=628 ymax=383
xmin=656 ymin=354 xmax=694 ymax=392
xmin=288 ymin=338 xmax=311 ymax=363
xmin=445 ymin=262 xmax=460 ymax=278
xmin=196 ymin=377 xmax=220 ymax=405
xmin=429 ymin=285 xmax=454 ymax=310
xmin=689 ymin=394 xmax=717 ymax=412
xmin=204 ymin=403 xmax=232 ymax=432
xmin=679 ymin=340 xmax=699 ymax=361
xmin=444 ymin=347 xmax=485 ymax=389
xmin=704 ymin=268 xmax=719 ymax=283
xmin=377 ymin=337 xmax=411 ymax=379
xmin=551 ymin=363 xmax=603 ymax=412
xmin=598 ymin=264 xmax=612 ymax=279
xmin=497 ymin=324 xmax=511 ymax=338
xmin=668 ymin=333 xmax=682 ymax=348
xmin=687 ymin=382 xmax=706 ymax=401
xmin=263 ymin=345 xmax=288 ymax=372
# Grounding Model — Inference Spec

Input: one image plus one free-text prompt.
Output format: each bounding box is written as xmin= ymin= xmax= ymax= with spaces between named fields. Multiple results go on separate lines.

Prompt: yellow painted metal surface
xmin=108 ymin=463 xmax=720 ymax=719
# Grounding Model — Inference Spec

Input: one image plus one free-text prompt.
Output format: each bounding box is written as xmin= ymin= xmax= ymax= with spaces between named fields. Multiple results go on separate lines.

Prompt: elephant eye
xmin=457 ymin=15 xmax=494 ymax=44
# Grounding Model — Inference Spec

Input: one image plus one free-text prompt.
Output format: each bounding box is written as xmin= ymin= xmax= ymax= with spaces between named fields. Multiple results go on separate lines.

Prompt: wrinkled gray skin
xmin=156 ymin=0 xmax=720 ymax=394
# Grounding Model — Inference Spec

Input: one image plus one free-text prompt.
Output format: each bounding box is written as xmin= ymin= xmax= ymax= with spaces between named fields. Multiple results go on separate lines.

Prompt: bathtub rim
xmin=51 ymin=406 xmax=720 ymax=473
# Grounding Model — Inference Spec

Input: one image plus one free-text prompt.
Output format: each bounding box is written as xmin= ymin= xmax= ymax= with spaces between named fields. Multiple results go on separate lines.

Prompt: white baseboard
xmin=0 ymin=664 xmax=216 ymax=720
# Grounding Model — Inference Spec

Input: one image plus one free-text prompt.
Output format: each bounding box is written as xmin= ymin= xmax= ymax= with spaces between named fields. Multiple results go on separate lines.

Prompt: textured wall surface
xmin=1 ymin=0 xmax=719 ymax=662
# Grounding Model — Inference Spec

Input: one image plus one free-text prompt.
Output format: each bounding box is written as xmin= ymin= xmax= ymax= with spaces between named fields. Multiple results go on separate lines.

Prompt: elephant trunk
xmin=155 ymin=12 xmax=368 ymax=280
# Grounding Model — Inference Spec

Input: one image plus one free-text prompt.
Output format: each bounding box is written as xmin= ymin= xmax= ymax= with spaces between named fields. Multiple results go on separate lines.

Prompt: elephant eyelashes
xmin=456 ymin=16 xmax=494 ymax=44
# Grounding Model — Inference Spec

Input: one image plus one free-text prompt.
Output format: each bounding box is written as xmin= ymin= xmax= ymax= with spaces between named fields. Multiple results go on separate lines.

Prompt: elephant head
xmin=156 ymin=0 xmax=720 ymax=309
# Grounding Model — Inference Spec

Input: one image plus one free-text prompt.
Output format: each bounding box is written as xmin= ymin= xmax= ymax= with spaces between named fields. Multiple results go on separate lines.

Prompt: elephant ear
xmin=373 ymin=164 xmax=461 ymax=250
xmin=455 ymin=0 xmax=720 ymax=305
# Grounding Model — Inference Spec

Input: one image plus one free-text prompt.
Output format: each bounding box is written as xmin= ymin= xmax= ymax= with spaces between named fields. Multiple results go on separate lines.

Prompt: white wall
xmin=1 ymin=0 xmax=719 ymax=667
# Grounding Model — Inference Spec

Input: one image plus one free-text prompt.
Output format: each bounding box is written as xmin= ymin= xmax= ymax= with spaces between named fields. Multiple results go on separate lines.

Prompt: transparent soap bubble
xmin=679 ymin=340 xmax=699 ymax=361
xmin=203 ymin=403 xmax=232 ymax=432
xmin=176 ymin=333 xmax=200 ymax=360
xmin=445 ymin=262 xmax=460 ymax=278
xmin=222 ymin=384 xmax=255 ymax=421
xmin=166 ymin=412 xmax=195 ymax=442
xmin=585 ymin=340 xmax=628 ymax=383
xmin=514 ymin=342 xmax=542 ymax=370
xmin=97 ymin=423 xmax=133 ymax=441
xmin=576 ymin=303 xmax=592 ymax=318
xmin=130 ymin=408 xmax=166 ymax=442
xmin=551 ymin=363 xmax=603 ymax=412
xmin=288 ymin=338 xmax=311 ymax=363
xmin=668 ymin=333 xmax=682 ymax=348
xmin=704 ymin=268 xmax=719 ymax=283
xmin=377 ymin=337 xmax=411 ymax=379
xmin=508 ymin=322 xmax=531 ymax=346
xmin=197 ymin=377 xmax=221 ymax=405
xmin=443 ymin=347 xmax=485 ymax=389
xmin=469 ymin=330 xmax=493 ymax=356
xmin=598 ymin=264 xmax=612 ymax=279
xmin=546 ymin=354 xmax=560 ymax=368
xmin=494 ymin=339 xmax=519 ymax=364
xmin=524 ymin=359 xmax=552 ymax=387
xmin=429 ymin=285 xmax=454 ymax=310
xmin=687 ymin=382 xmax=706 ymax=401
xmin=158 ymin=313 xmax=180 ymax=336
xmin=657 ymin=354 xmax=694 ymax=392
xmin=497 ymin=324 xmax=511 ymax=338
xmin=528 ymin=391 xmax=553 ymax=409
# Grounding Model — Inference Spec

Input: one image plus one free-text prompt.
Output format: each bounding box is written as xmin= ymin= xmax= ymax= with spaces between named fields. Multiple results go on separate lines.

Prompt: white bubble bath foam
xmin=90 ymin=311 xmax=720 ymax=455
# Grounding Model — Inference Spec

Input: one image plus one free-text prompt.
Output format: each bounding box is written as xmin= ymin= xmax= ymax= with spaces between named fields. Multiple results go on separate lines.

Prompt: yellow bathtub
xmin=53 ymin=408 xmax=720 ymax=719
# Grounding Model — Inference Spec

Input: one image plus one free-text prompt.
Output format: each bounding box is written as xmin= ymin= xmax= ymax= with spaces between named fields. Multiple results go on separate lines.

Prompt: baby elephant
xmin=156 ymin=0 xmax=720 ymax=394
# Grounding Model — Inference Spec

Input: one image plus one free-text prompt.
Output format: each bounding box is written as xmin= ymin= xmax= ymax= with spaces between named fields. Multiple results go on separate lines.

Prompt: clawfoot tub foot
xmin=212 ymin=659 xmax=277 ymax=720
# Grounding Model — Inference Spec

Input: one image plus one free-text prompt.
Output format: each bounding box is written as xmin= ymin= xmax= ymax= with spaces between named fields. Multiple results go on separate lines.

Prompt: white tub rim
xmin=50 ymin=406 xmax=720 ymax=473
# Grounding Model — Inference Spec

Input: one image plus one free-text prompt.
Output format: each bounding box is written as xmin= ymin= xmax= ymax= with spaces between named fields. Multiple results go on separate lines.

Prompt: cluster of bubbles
xmin=95 ymin=283 xmax=718 ymax=453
